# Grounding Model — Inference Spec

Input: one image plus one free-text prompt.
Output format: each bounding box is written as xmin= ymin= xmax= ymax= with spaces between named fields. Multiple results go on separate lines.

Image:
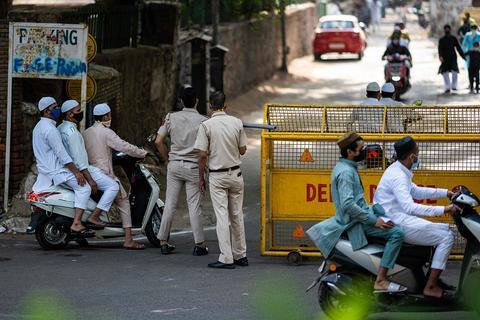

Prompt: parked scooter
xmin=384 ymin=53 xmax=411 ymax=99
xmin=26 ymin=148 xmax=164 ymax=249
xmin=306 ymin=186 xmax=480 ymax=318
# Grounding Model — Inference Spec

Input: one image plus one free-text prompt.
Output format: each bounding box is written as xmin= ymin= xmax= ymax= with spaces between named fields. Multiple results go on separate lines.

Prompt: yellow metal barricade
xmin=260 ymin=104 xmax=480 ymax=261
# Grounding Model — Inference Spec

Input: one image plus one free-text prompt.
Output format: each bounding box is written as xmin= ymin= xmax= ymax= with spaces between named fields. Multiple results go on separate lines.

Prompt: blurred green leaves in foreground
xmin=251 ymin=275 xmax=373 ymax=320
xmin=22 ymin=291 xmax=74 ymax=320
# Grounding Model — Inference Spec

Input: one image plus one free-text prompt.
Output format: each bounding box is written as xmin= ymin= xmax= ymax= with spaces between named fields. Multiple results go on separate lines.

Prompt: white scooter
xmin=307 ymin=186 xmax=480 ymax=318
xmin=26 ymin=151 xmax=164 ymax=249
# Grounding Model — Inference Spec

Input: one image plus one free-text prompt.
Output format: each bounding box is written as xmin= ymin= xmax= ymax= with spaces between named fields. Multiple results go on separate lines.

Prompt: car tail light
xmin=27 ymin=191 xmax=60 ymax=203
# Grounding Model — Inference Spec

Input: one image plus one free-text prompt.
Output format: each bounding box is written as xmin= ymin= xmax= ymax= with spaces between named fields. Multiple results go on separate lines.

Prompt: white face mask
xmin=101 ymin=120 xmax=111 ymax=128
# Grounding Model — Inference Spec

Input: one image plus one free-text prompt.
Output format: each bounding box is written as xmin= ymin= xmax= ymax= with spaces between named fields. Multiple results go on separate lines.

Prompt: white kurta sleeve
xmin=46 ymin=128 xmax=73 ymax=166
xmin=411 ymin=183 xmax=448 ymax=200
xmin=393 ymin=177 xmax=445 ymax=217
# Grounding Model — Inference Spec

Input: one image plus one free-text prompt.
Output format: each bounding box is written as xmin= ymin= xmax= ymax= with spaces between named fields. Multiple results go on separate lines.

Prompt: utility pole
xmin=280 ymin=0 xmax=288 ymax=73
xmin=212 ymin=0 xmax=220 ymax=46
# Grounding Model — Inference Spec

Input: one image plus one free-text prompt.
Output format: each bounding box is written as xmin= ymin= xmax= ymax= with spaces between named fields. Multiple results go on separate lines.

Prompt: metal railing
xmin=62 ymin=2 xmax=138 ymax=52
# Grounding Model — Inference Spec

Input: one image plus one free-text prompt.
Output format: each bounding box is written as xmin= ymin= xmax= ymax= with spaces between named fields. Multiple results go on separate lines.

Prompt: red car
xmin=313 ymin=15 xmax=367 ymax=61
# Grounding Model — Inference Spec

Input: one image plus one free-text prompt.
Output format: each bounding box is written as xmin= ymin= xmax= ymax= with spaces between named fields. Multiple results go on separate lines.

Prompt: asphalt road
xmin=1 ymin=11 xmax=479 ymax=320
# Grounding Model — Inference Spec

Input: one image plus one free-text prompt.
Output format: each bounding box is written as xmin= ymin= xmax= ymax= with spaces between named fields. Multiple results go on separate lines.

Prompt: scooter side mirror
xmin=147 ymin=133 xmax=157 ymax=144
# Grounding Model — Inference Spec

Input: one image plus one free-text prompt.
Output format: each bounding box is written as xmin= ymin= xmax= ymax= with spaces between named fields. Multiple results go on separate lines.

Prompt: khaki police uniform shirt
xmin=194 ymin=111 xmax=248 ymax=170
xmin=158 ymin=108 xmax=208 ymax=162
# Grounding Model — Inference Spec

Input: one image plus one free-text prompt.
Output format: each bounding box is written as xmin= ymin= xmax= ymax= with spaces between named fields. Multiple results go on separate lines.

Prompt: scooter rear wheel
xmin=145 ymin=205 xmax=163 ymax=247
xmin=35 ymin=218 xmax=69 ymax=250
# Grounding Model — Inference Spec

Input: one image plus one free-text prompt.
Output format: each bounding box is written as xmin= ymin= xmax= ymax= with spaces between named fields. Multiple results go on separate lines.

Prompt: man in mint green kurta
xmin=307 ymin=132 xmax=406 ymax=292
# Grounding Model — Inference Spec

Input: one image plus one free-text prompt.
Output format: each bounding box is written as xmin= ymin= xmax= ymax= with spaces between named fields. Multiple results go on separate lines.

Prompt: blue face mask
xmin=49 ymin=107 xmax=61 ymax=119
xmin=411 ymin=155 xmax=420 ymax=170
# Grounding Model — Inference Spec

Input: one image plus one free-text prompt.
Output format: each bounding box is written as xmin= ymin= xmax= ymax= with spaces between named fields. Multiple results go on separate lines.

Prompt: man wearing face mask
xmin=374 ymin=136 xmax=458 ymax=299
xmin=307 ymin=132 xmax=406 ymax=293
xmin=382 ymin=35 xmax=412 ymax=78
xmin=32 ymin=97 xmax=93 ymax=236
xmin=438 ymin=24 xmax=465 ymax=94
xmin=58 ymin=100 xmax=119 ymax=228
xmin=83 ymin=103 xmax=147 ymax=249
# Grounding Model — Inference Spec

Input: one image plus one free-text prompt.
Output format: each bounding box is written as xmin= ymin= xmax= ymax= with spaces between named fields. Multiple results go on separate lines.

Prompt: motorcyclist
xmin=383 ymin=35 xmax=412 ymax=77
xmin=398 ymin=22 xmax=411 ymax=43
xmin=387 ymin=30 xmax=409 ymax=48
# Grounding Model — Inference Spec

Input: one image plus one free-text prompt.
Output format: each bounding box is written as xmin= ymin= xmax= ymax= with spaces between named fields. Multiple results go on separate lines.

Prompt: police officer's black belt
xmin=171 ymin=159 xmax=197 ymax=164
xmin=209 ymin=165 xmax=240 ymax=173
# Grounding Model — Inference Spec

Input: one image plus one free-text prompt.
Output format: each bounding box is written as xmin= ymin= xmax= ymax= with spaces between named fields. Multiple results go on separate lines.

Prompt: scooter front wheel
xmin=145 ymin=205 xmax=163 ymax=247
xmin=318 ymin=272 xmax=373 ymax=319
xmin=35 ymin=218 xmax=69 ymax=250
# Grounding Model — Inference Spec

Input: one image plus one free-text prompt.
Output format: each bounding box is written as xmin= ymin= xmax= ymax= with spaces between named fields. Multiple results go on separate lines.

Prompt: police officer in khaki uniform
xmin=194 ymin=91 xmax=248 ymax=269
xmin=155 ymin=86 xmax=208 ymax=255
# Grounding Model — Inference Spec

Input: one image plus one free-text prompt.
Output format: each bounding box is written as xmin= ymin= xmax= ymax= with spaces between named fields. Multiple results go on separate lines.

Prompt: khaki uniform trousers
xmin=209 ymin=169 xmax=247 ymax=264
xmin=157 ymin=160 xmax=204 ymax=243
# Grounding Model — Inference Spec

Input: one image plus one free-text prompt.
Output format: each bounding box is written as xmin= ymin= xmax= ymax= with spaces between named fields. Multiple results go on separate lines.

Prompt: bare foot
xmin=374 ymin=279 xmax=390 ymax=290
xmin=71 ymin=223 xmax=86 ymax=232
xmin=423 ymin=285 xmax=443 ymax=298
xmin=123 ymin=241 xmax=145 ymax=250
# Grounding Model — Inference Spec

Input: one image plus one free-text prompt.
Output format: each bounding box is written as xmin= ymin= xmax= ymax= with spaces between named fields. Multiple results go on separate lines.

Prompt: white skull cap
xmin=93 ymin=103 xmax=111 ymax=116
xmin=61 ymin=100 xmax=79 ymax=113
xmin=381 ymin=83 xmax=395 ymax=93
xmin=38 ymin=97 xmax=56 ymax=111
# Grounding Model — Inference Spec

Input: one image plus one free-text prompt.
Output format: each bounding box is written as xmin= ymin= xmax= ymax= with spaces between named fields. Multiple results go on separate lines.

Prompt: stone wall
xmin=220 ymin=3 xmax=317 ymax=99
xmin=430 ymin=0 xmax=472 ymax=37
xmin=93 ymin=46 xmax=177 ymax=145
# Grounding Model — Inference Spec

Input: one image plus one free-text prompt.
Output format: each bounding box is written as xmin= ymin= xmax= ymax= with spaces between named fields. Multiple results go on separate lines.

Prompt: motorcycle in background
xmin=384 ymin=53 xmax=411 ymax=99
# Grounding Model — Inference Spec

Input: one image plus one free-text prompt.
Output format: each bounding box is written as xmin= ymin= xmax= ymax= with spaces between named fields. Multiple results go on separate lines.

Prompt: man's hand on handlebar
xmin=444 ymin=204 xmax=461 ymax=215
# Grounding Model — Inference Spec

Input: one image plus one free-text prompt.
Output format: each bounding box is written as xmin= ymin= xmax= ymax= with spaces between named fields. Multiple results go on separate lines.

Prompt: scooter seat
xmin=367 ymin=236 xmax=433 ymax=261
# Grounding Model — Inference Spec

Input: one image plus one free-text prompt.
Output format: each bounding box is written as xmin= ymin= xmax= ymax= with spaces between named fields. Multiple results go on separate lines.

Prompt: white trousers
xmin=64 ymin=174 xmax=91 ymax=210
xmin=442 ymin=71 xmax=458 ymax=90
xmin=90 ymin=169 xmax=119 ymax=212
xmin=157 ymin=160 xmax=204 ymax=244
xmin=209 ymin=169 xmax=247 ymax=264
xmin=400 ymin=217 xmax=454 ymax=270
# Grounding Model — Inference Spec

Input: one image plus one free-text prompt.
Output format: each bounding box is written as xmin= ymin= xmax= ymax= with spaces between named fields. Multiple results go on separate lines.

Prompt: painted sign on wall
xmin=10 ymin=22 xmax=88 ymax=79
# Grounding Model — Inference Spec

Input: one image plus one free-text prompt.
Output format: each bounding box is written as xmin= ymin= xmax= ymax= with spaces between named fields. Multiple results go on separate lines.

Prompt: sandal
xmin=86 ymin=218 xmax=107 ymax=227
xmin=70 ymin=228 xmax=95 ymax=238
xmin=374 ymin=281 xmax=407 ymax=293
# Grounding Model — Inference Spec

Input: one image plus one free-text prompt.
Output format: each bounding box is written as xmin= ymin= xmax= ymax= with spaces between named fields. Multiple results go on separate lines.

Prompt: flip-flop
xmin=86 ymin=220 xmax=107 ymax=227
xmin=374 ymin=282 xmax=407 ymax=293
xmin=123 ymin=243 xmax=145 ymax=250
xmin=70 ymin=228 xmax=95 ymax=238
xmin=424 ymin=291 xmax=455 ymax=301
xmin=84 ymin=222 xmax=106 ymax=230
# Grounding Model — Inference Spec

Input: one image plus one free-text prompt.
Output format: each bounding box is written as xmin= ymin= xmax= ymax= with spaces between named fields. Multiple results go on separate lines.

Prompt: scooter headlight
xmin=392 ymin=76 xmax=401 ymax=81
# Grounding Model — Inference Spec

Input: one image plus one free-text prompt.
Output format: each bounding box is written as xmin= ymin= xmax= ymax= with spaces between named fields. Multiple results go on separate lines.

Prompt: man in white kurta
xmin=347 ymin=82 xmax=383 ymax=133
xmin=32 ymin=97 xmax=92 ymax=236
xmin=374 ymin=136 xmax=457 ymax=298
xmin=58 ymin=100 xmax=119 ymax=228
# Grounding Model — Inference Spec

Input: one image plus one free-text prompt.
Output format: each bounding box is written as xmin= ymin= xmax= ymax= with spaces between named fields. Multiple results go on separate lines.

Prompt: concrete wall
xmin=430 ymin=0 xmax=472 ymax=37
xmin=94 ymin=46 xmax=177 ymax=145
xmin=220 ymin=3 xmax=317 ymax=99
